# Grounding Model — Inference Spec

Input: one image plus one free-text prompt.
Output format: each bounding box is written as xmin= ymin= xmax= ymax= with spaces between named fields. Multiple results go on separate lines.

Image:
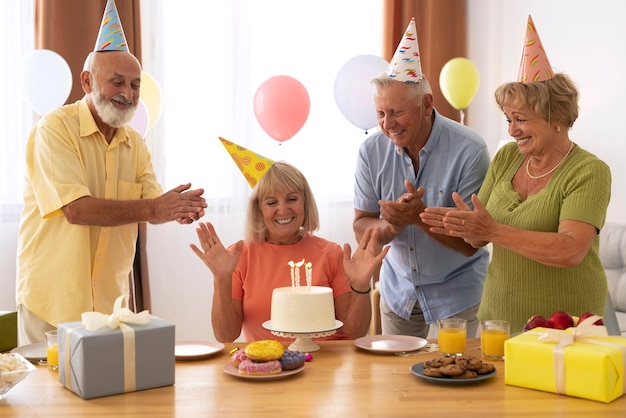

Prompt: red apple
xmin=548 ymin=311 xmax=575 ymax=330
xmin=523 ymin=315 xmax=550 ymax=331
xmin=578 ymin=312 xmax=604 ymax=326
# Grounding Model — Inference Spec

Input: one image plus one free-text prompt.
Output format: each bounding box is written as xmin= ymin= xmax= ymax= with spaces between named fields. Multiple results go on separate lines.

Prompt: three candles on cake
xmin=288 ymin=259 xmax=312 ymax=288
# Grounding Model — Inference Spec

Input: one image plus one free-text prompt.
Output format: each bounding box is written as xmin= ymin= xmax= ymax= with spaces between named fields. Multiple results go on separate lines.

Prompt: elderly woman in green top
xmin=419 ymin=72 xmax=611 ymax=332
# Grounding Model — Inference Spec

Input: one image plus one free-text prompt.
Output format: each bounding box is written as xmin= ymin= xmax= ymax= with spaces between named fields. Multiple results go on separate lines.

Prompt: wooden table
xmin=2 ymin=339 xmax=625 ymax=417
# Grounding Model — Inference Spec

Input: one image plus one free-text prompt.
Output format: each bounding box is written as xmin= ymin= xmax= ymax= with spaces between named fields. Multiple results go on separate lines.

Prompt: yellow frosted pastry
xmin=244 ymin=340 xmax=285 ymax=361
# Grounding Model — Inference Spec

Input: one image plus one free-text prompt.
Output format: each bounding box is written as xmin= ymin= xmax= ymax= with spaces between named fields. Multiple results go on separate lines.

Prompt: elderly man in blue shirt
xmin=353 ymin=19 xmax=490 ymax=338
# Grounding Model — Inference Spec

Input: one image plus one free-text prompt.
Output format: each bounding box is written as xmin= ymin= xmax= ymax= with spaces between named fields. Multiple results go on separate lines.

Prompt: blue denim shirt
xmin=354 ymin=110 xmax=490 ymax=323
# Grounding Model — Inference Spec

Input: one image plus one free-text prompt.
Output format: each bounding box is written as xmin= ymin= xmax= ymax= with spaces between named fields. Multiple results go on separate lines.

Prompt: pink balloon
xmin=128 ymin=99 xmax=149 ymax=138
xmin=253 ymin=75 xmax=310 ymax=142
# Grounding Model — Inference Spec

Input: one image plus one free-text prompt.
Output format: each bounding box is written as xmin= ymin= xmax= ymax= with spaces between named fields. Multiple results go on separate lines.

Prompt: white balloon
xmin=20 ymin=49 xmax=73 ymax=115
xmin=333 ymin=55 xmax=388 ymax=131
xmin=128 ymin=99 xmax=149 ymax=139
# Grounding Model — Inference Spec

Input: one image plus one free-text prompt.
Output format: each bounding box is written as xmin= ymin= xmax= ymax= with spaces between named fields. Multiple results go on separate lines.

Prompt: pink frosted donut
xmin=230 ymin=349 xmax=248 ymax=367
xmin=238 ymin=359 xmax=282 ymax=376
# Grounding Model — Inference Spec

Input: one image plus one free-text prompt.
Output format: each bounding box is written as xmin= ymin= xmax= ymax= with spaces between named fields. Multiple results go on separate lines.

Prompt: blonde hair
xmin=245 ymin=161 xmax=320 ymax=242
xmin=494 ymin=73 xmax=579 ymax=129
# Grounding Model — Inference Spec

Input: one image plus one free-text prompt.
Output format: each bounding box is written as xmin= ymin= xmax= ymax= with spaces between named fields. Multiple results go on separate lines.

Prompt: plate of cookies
xmin=224 ymin=339 xmax=306 ymax=380
xmin=411 ymin=355 xmax=496 ymax=384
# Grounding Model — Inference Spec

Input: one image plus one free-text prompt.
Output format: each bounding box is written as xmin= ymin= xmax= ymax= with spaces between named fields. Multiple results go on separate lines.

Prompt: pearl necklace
xmin=526 ymin=142 xmax=575 ymax=180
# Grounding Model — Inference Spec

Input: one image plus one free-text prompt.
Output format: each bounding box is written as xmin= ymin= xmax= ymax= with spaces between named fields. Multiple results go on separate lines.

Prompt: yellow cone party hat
xmin=517 ymin=15 xmax=553 ymax=83
xmin=94 ymin=0 xmax=129 ymax=52
xmin=219 ymin=137 xmax=276 ymax=188
xmin=386 ymin=17 xmax=424 ymax=83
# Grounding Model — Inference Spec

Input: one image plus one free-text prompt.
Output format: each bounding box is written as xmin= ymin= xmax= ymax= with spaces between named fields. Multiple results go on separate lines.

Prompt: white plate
xmin=10 ymin=343 xmax=47 ymax=362
xmin=262 ymin=320 xmax=343 ymax=334
xmin=175 ymin=340 xmax=225 ymax=361
xmin=223 ymin=362 xmax=305 ymax=380
xmin=354 ymin=335 xmax=428 ymax=353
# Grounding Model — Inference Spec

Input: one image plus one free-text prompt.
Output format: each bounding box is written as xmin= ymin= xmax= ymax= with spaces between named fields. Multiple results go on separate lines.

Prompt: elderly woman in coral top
xmin=191 ymin=160 xmax=389 ymax=342
xmin=420 ymin=17 xmax=611 ymax=333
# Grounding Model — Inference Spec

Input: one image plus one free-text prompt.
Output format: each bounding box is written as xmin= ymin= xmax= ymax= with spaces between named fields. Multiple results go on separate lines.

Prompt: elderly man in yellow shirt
xmin=15 ymin=1 xmax=207 ymax=345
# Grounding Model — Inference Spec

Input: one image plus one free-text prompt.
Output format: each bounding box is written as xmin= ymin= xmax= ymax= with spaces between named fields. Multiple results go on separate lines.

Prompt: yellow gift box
xmin=505 ymin=317 xmax=626 ymax=403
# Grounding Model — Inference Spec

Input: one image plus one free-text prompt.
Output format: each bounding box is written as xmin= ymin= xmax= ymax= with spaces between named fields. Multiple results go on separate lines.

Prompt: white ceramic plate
xmin=175 ymin=340 xmax=225 ymax=361
xmin=262 ymin=320 xmax=343 ymax=334
xmin=410 ymin=362 xmax=496 ymax=384
xmin=354 ymin=335 xmax=428 ymax=353
xmin=10 ymin=343 xmax=46 ymax=362
xmin=223 ymin=362 xmax=305 ymax=380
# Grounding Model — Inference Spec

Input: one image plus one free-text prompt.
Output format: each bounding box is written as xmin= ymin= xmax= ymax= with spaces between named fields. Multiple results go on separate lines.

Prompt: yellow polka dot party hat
xmin=219 ymin=137 xmax=276 ymax=188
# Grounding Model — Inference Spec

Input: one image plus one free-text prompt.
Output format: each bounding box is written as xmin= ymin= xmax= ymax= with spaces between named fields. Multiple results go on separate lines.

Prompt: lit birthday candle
xmin=305 ymin=262 xmax=312 ymax=289
xmin=295 ymin=259 xmax=305 ymax=286
xmin=288 ymin=261 xmax=295 ymax=287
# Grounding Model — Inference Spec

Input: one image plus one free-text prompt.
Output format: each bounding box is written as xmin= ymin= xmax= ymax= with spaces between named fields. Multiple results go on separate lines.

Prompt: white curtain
xmin=139 ymin=0 xmax=384 ymax=340
xmin=0 ymin=0 xmax=34 ymax=310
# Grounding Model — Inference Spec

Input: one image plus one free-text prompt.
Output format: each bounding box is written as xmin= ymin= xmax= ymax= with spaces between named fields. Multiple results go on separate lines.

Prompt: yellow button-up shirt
xmin=16 ymin=98 xmax=163 ymax=326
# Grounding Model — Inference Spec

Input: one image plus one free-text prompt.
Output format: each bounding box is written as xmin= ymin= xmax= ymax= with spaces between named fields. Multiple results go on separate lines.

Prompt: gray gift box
xmin=57 ymin=317 xmax=175 ymax=399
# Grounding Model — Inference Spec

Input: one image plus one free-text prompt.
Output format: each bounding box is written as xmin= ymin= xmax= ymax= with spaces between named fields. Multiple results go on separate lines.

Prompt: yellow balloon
xmin=439 ymin=58 xmax=479 ymax=110
xmin=140 ymin=71 xmax=163 ymax=129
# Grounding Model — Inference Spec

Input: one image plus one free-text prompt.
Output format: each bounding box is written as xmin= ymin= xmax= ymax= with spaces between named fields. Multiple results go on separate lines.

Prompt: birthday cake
xmin=270 ymin=286 xmax=336 ymax=332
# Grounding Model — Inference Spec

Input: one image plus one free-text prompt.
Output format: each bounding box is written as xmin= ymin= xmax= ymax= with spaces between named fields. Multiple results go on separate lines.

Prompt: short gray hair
xmin=83 ymin=51 xmax=96 ymax=72
xmin=370 ymin=71 xmax=432 ymax=98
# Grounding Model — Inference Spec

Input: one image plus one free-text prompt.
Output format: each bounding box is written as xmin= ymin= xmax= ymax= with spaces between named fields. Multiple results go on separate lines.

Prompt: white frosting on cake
xmin=270 ymin=286 xmax=336 ymax=332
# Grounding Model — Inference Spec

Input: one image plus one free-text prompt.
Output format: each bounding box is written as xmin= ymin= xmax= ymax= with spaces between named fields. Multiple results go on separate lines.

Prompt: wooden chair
xmin=369 ymin=268 xmax=382 ymax=335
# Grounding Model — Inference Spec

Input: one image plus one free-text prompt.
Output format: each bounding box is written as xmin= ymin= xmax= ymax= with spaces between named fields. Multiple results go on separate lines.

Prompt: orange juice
xmin=46 ymin=343 xmax=59 ymax=370
xmin=480 ymin=329 xmax=509 ymax=358
xmin=438 ymin=328 xmax=466 ymax=355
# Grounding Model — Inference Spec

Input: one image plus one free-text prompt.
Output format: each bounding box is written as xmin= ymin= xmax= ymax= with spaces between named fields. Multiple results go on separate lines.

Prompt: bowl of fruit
xmin=523 ymin=311 xmax=604 ymax=332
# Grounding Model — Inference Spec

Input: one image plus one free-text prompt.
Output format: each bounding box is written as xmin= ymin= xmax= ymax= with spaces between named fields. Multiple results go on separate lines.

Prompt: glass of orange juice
xmin=480 ymin=320 xmax=510 ymax=360
xmin=45 ymin=329 xmax=58 ymax=371
xmin=437 ymin=318 xmax=467 ymax=356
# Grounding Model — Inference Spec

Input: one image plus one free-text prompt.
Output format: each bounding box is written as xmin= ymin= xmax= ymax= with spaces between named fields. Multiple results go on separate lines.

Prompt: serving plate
xmin=354 ymin=335 xmax=428 ymax=354
xmin=175 ymin=340 xmax=225 ymax=361
xmin=262 ymin=320 xmax=343 ymax=334
xmin=223 ymin=363 xmax=304 ymax=380
xmin=10 ymin=343 xmax=46 ymax=363
xmin=410 ymin=361 xmax=496 ymax=384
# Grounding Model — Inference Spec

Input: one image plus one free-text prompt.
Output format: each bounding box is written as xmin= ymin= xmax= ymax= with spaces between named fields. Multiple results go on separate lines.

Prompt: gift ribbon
xmin=63 ymin=296 xmax=151 ymax=394
xmin=534 ymin=315 xmax=626 ymax=396
xmin=81 ymin=296 xmax=151 ymax=331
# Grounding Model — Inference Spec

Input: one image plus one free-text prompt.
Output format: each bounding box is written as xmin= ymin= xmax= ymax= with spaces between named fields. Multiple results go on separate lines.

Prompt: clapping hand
xmin=156 ymin=183 xmax=207 ymax=224
xmin=379 ymin=180 xmax=425 ymax=228
xmin=421 ymin=193 xmax=493 ymax=248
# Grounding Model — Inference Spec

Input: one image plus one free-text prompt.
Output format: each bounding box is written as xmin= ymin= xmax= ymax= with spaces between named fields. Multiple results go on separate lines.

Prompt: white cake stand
xmin=262 ymin=320 xmax=343 ymax=352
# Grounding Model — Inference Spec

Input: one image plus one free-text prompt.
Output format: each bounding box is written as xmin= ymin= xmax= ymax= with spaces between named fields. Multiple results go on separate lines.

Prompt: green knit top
xmin=476 ymin=142 xmax=611 ymax=332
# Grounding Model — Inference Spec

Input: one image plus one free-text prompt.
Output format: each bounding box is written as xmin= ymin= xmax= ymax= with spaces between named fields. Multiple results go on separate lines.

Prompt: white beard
xmin=92 ymin=85 xmax=137 ymax=128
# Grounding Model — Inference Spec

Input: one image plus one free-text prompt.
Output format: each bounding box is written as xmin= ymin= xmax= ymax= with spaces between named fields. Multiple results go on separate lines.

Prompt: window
xmin=141 ymin=0 xmax=384 ymax=201
xmin=0 ymin=0 xmax=34 ymax=221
